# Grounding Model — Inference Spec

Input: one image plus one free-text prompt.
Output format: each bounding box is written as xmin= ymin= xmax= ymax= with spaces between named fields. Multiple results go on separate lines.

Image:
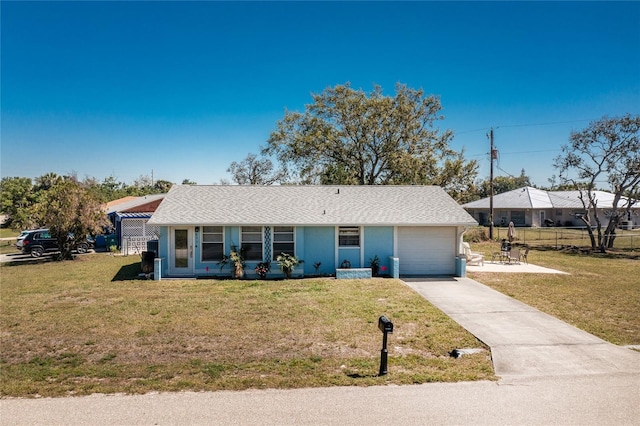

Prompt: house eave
xmin=147 ymin=221 xmax=478 ymax=227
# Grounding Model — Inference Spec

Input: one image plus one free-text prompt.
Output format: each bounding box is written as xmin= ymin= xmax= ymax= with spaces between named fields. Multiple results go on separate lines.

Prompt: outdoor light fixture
xmin=195 ymin=227 xmax=200 ymax=232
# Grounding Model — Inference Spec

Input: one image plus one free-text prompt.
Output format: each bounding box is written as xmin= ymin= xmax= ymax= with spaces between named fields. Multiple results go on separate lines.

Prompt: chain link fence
xmin=491 ymin=226 xmax=639 ymax=251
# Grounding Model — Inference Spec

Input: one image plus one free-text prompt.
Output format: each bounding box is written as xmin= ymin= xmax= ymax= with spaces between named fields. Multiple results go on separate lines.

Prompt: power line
xmin=468 ymin=148 xmax=562 ymax=159
xmin=497 ymin=148 xmax=562 ymax=155
xmin=495 ymin=119 xmax=593 ymax=129
xmin=456 ymin=118 xmax=594 ymax=135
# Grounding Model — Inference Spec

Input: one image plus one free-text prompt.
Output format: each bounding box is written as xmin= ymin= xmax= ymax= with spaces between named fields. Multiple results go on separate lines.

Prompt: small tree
xmin=35 ymin=180 xmax=108 ymax=260
xmin=554 ymin=115 xmax=640 ymax=251
xmin=475 ymin=170 xmax=532 ymax=198
xmin=219 ymin=246 xmax=245 ymax=279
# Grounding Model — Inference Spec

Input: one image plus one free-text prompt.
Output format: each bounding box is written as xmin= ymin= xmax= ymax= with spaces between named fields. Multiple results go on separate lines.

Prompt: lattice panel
xmin=122 ymin=219 xmax=146 ymax=238
xmin=264 ymin=226 xmax=271 ymax=261
xmin=122 ymin=219 xmax=159 ymax=239
xmin=146 ymin=225 xmax=160 ymax=239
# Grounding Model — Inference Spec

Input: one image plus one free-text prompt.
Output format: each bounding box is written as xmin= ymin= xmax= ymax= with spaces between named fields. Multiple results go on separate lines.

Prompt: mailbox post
xmin=378 ymin=315 xmax=393 ymax=376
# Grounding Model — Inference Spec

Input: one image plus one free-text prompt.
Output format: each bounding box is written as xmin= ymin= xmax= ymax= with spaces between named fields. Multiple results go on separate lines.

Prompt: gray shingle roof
xmin=148 ymin=185 xmax=477 ymax=227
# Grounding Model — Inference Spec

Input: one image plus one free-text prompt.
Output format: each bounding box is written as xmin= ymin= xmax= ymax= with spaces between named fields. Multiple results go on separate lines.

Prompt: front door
xmin=170 ymin=227 xmax=193 ymax=276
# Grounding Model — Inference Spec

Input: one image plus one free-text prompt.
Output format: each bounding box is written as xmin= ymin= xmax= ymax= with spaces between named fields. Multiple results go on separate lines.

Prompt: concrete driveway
xmin=403 ymin=277 xmax=640 ymax=381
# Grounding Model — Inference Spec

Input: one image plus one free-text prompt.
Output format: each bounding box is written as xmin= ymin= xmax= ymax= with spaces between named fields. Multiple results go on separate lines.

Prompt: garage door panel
xmin=398 ymin=227 xmax=455 ymax=275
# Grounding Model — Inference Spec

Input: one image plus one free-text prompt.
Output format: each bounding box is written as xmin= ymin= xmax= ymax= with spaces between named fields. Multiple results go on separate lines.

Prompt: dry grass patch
xmin=469 ymin=243 xmax=640 ymax=346
xmin=1 ymin=255 xmax=494 ymax=397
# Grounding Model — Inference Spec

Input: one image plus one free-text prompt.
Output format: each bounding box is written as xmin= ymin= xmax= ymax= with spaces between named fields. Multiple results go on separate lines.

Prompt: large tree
xmin=554 ymin=114 xmax=640 ymax=251
xmin=263 ymin=83 xmax=477 ymax=196
xmin=227 ymin=153 xmax=286 ymax=185
xmin=35 ymin=180 xmax=109 ymax=260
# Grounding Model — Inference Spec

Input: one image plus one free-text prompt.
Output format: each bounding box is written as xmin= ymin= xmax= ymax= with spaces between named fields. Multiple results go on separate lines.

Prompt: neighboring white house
xmin=463 ymin=186 xmax=638 ymax=228
xmin=147 ymin=185 xmax=478 ymax=278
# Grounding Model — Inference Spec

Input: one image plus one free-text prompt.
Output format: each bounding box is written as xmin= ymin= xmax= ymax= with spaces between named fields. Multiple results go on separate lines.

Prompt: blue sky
xmin=2 ymin=1 xmax=639 ymax=188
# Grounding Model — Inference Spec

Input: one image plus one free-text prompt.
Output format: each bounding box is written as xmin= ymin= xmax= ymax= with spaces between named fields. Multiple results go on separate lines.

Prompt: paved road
xmin=2 ymin=374 xmax=639 ymax=425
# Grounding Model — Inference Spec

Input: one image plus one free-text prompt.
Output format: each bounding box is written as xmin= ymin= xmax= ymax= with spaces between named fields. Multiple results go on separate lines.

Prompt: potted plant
xmin=276 ymin=252 xmax=303 ymax=278
xmin=255 ymin=261 xmax=270 ymax=280
xmin=219 ymin=245 xmax=246 ymax=279
xmin=369 ymin=255 xmax=380 ymax=276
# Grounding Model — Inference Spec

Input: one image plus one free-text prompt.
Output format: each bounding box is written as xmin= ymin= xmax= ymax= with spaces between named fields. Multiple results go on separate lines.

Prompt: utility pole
xmin=489 ymin=129 xmax=496 ymax=240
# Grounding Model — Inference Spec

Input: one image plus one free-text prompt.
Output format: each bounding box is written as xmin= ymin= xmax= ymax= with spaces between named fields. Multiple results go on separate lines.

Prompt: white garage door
xmin=397 ymin=227 xmax=456 ymax=276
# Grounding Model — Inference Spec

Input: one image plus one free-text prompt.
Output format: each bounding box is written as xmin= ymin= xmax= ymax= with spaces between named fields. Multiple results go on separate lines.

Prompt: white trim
xmin=360 ymin=226 xmax=365 ymax=266
xmin=338 ymin=226 xmax=361 ymax=247
xmin=200 ymin=225 xmax=225 ymax=263
xmin=272 ymin=225 xmax=296 ymax=261
xmin=335 ymin=226 xmax=339 ymax=267
xmin=393 ymin=226 xmax=398 ymax=257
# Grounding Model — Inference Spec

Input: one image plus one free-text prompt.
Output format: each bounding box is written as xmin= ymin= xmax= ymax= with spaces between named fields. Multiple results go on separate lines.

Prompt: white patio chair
xmin=462 ymin=242 xmax=484 ymax=266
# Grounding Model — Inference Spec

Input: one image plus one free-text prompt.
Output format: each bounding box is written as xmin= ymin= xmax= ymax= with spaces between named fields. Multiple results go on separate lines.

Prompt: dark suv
xmin=21 ymin=229 xmax=92 ymax=258
xmin=21 ymin=230 xmax=58 ymax=257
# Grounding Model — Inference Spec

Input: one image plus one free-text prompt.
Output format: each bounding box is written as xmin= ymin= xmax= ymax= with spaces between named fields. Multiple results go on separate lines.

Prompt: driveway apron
xmin=403 ymin=277 xmax=640 ymax=381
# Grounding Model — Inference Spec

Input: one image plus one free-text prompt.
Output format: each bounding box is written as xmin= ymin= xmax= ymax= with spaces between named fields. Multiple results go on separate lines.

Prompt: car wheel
xmin=76 ymin=243 xmax=89 ymax=254
xmin=31 ymin=247 xmax=44 ymax=258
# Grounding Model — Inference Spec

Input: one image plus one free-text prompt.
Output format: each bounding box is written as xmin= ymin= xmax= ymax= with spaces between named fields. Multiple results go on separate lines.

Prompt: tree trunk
xmin=604 ymin=217 xmax=620 ymax=248
xmin=578 ymin=216 xmax=597 ymax=250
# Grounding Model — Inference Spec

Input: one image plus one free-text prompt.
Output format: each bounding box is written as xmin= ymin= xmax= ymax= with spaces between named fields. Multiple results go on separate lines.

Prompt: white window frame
xmin=201 ymin=226 xmax=224 ymax=262
xmin=338 ymin=226 xmax=360 ymax=248
xmin=272 ymin=226 xmax=295 ymax=260
xmin=241 ymin=226 xmax=263 ymax=261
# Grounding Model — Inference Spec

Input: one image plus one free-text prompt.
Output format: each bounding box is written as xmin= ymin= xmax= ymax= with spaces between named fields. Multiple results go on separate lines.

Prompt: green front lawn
xmin=0 ymin=254 xmax=494 ymax=397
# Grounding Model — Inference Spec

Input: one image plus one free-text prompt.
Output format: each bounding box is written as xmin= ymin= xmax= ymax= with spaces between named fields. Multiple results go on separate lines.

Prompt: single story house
xmin=106 ymin=194 xmax=166 ymax=254
xmin=463 ymin=186 xmax=638 ymax=228
xmin=146 ymin=185 xmax=478 ymax=279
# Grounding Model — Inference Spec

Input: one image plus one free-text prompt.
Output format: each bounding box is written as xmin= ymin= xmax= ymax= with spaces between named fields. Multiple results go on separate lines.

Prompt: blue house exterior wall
xmin=363 ymin=226 xmax=394 ymax=272
xmin=337 ymin=246 xmax=361 ymax=268
xmin=156 ymin=225 xmax=402 ymax=279
xmin=158 ymin=226 xmax=169 ymax=278
xmin=300 ymin=227 xmax=335 ymax=275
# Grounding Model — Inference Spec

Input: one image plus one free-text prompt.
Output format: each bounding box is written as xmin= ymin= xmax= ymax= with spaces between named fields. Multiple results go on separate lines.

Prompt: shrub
xmin=276 ymin=253 xmax=302 ymax=278
xmin=464 ymin=227 xmax=489 ymax=243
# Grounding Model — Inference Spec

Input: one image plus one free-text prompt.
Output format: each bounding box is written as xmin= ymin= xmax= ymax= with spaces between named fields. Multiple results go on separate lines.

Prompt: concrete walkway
xmin=466 ymin=261 xmax=568 ymax=274
xmin=402 ymin=277 xmax=640 ymax=381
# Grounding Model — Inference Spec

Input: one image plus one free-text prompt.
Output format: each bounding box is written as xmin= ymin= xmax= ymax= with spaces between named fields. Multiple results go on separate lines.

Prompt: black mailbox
xmin=378 ymin=315 xmax=393 ymax=334
xmin=377 ymin=315 xmax=393 ymax=376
